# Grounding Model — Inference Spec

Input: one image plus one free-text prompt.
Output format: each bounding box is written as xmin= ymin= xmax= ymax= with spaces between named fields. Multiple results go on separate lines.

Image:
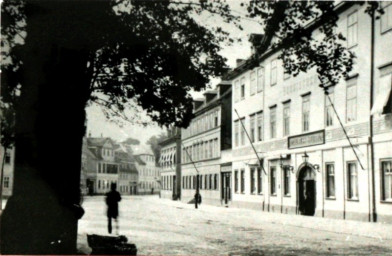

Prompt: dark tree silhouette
xmin=147 ymin=132 xmax=168 ymax=165
xmin=122 ymin=137 xmax=140 ymax=146
xmin=1 ymin=0 xmax=383 ymax=254
xmin=0 ymin=0 xmax=240 ymax=254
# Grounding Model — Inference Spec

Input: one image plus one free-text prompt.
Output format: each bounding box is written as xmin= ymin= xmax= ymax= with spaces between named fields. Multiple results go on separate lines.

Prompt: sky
xmin=86 ymin=1 xmax=263 ymax=144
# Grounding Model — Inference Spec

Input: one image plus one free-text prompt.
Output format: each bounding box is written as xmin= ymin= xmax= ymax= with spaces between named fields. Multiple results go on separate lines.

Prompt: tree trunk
xmin=0 ymin=3 xmax=92 ymax=253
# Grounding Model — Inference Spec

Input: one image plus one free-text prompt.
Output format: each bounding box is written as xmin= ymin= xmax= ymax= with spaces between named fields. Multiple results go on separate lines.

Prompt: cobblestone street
xmin=78 ymin=196 xmax=392 ymax=255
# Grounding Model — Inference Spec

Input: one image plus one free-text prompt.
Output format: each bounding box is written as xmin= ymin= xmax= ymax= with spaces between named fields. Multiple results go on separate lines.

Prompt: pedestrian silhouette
xmin=105 ymin=183 xmax=121 ymax=234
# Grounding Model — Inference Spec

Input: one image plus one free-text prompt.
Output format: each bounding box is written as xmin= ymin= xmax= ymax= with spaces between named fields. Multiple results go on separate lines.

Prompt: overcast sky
xmin=86 ymin=1 xmax=263 ymax=144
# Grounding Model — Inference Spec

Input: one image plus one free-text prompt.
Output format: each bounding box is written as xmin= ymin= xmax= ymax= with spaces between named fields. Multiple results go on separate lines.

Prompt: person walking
xmin=105 ymin=183 xmax=121 ymax=234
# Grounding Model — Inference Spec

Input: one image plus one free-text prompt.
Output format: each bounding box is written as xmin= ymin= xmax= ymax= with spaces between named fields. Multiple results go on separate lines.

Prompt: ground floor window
xmin=382 ymin=160 xmax=392 ymax=201
xmin=214 ymin=174 xmax=218 ymax=190
xmin=270 ymin=166 xmax=277 ymax=196
xmin=347 ymin=162 xmax=358 ymax=200
xmin=326 ymin=163 xmax=335 ymax=198
xmin=283 ymin=168 xmax=290 ymax=196
xmin=250 ymin=168 xmax=256 ymax=194
xmin=257 ymin=167 xmax=263 ymax=194
xmin=240 ymin=169 xmax=245 ymax=193
xmin=234 ymin=170 xmax=238 ymax=193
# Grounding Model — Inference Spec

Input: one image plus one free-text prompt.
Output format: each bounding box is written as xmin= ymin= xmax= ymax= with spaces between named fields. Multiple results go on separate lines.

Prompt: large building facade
xmin=227 ymin=2 xmax=392 ymax=223
xmin=180 ymin=82 xmax=232 ymax=205
xmin=159 ymin=127 xmax=181 ymax=200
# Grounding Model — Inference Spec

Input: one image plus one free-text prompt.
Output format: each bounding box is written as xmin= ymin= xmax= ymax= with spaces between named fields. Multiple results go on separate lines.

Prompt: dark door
xmin=172 ymin=176 xmax=177 ymax=199
xmin=298 ymin=167 xmax=316 ymax=216
xmin=86 ymin=179 xmax=94 ymax=195
xmin=221 ymin=172 xmax=232 ymax=204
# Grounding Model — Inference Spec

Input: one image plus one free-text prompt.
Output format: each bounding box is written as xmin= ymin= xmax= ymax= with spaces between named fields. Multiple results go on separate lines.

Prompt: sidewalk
xmin=154 ymin=196 xmax=392 ymax=241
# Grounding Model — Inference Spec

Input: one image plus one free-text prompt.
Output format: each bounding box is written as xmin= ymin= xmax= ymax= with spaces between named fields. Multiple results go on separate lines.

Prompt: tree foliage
xmin=122 ymin=137 xmax=140 ymax=146
xmin=247 ymin=1 xmax=358 ymax=89
xmin=146 ymin=132 xmax=168 ymax=165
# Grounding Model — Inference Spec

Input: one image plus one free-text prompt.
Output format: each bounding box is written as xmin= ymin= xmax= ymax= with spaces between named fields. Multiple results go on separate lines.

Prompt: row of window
xmin=234 ymin=83 xmax=357 ymax=147
xmin=102 ymin=148 xmax=114 ymax=157
xmin=141 ymin=155 xmax=155 ymax=163
xmin=182 ymin=174 xmax=219 ymax=190
xmin=139 ymin=168 xmax=159 ymax=177
xmin=182 ymin=109 xmax=220 ymax=139
xmin=182 ymin=138 xmax=219 ymax=163
xmin=97 ymin=163 xmax=118 ymax=174
xmin=161 ymin=147 xmax=176 ymax=167
xmin=97 ymin=180 xmax=116 ymax=190
xmin=140 ymin=181 xmax=158 ymax=189
xmin=162 ymin=175 xmax=175 ymax=190
xmin=119 ymin=185 xmax=132 ymax=193
xmin=232 ymin=160 xmax=392 ymax=202
xmin=234 ymin=67 xmax=264 ymax=102
xmin=119 ymin=173 xmax=137 ymax=180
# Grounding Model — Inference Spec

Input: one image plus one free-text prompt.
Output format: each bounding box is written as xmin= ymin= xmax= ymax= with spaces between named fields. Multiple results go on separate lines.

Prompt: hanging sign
xmin=288 ymin=130 xmax=325 ymax=149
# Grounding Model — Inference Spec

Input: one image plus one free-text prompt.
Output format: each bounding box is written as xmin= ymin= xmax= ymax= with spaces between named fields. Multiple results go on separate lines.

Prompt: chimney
xmin=249 ymin=33 xmax=264 ymax=55
xmin=192 ymin=98 xmax=204 ymax=111
xmin=236 ymin=59 xmax=245 ymax=67
xmin=204 ymin=90 xmax=218 ymax=103
xmin=217 ymin=80 xmax=232 ymax=96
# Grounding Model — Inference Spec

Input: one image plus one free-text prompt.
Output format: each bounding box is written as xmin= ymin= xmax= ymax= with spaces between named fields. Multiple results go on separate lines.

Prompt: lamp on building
xmin=280 ymin=154 xmax=294 ymax=173
xmin=313 ymin=164 xmax=320 ymax=172
xmin=302 ymin=151 xmax=309 ymax=164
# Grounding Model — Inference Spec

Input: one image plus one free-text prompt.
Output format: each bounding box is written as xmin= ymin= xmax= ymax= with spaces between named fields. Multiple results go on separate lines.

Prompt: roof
xmin=224 ymin=1 xmax=353 ymax=81
xmin=87 ymin=137 xmax=114 ymax=147
xmin=134 ymin=155 xmax=146 ymax=165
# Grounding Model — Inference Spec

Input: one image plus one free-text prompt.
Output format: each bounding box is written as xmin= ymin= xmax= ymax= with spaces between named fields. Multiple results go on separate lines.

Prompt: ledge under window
xmin=325 ymin=196 xmax=336 ymax=201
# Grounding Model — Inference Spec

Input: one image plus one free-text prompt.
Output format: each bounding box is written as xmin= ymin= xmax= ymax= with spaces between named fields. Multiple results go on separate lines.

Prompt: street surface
xmin=78 ymin=195 xmax=392 ymax=255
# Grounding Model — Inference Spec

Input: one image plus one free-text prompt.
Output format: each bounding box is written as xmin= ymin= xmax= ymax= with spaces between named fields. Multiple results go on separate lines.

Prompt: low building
xmin=115 ymin=144 xmax=138 ymax=195
xmin=133 ymin=145 xmax=160 ymax=195
xmin=87 ymin=137 xmax=119 ymax=194
xmin=159 ymin=127 xmax=181 ymax=200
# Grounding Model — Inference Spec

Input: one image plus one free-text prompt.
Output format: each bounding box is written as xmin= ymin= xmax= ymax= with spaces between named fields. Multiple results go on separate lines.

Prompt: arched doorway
xmin=297 ymin=165 xmax=316 ymax=216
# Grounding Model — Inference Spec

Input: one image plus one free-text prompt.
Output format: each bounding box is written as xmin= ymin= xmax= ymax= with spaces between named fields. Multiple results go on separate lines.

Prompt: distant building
xmin=180 ymin=81 xmax=232 ymax=205
xmin=159 ymin=127 xmax=181 ymax=200
xmin=133 ymin=145 xmax=160 ymax=195
xmin=115 ymin=144 xmax=138 ymax=195
xmin=86 ymin=137 xmax=119 ymax=194
xmin=1 ymin=147 xmax=15 ymax=197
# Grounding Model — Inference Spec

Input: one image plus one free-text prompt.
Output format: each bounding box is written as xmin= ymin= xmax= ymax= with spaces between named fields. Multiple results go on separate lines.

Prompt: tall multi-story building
xmin=226 ymin=2 xmax=392 ymax=223
xmin=87 ymin=137 xmax=119 ymax=194
xmin=180 ymin=81 xmax=232 ymax=205
xmin=133 ymin=145 xmax=160 ymax=195
xmin=159 ymin=127 xmax=181 ymax=200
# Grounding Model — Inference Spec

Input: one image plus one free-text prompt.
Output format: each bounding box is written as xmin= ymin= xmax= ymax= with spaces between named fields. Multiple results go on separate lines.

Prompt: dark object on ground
xmin=87 ymin=234 xmax=137 ymax=255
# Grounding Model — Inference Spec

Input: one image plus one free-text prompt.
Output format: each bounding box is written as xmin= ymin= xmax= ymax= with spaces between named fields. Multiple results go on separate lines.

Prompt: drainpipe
xmin=369 ymin=5 xmax=377 ymax=223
